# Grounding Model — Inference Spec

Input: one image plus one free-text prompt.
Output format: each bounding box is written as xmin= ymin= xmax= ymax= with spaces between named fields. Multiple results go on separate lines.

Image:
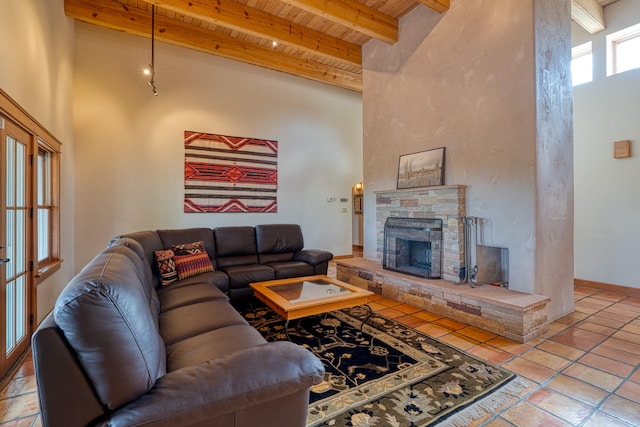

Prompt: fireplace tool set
xmin=457 ymin=216 xmax=509 ymax=289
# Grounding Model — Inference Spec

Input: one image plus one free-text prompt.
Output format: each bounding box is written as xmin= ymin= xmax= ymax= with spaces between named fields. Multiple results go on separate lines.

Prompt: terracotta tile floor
xmin=2 ymin=262 xmax=639 ymax=426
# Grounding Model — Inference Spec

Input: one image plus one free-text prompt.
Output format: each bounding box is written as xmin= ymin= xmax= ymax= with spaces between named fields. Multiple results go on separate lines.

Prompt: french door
xmin=0 ymin=116 xmax=32 ymax=378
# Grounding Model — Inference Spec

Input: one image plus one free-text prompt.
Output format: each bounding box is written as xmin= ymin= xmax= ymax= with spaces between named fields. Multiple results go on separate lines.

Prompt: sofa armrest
xmin=107 ymin=341 xmax=324 ymax=427
xmin=293 ymin=249 xmax=333 ymax=266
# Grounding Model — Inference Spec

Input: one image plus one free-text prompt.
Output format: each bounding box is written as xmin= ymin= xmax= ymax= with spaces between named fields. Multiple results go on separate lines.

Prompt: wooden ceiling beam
xmin=571 ymin=0 xmax=605 ymax=34
xmin=416 ymin=0 xmax=450 ymax=14
xmin=64 ymin=0 xmax=362 ymax=92
xmin=145 ymin=0 xmax=361 ymax=66
xmin=278 ymin=0 xmax=398 ymax=44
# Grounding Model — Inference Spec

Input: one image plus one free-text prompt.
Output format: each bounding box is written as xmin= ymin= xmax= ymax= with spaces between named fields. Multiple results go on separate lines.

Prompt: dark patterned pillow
xmin=171 ymin=240 xmax=206 ymax=256
xmin=154 ymin=249 xmax=178 ymax=286
xmin=174 ymin=252 xmax=214 ymax=280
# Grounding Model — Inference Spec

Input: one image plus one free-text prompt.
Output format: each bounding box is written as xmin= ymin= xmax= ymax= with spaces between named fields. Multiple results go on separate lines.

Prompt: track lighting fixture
xmin=145 ymin=5 xmax=158 ymax=96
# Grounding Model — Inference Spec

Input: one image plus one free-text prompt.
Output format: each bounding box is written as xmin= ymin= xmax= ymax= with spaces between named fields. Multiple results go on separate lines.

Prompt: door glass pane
xmin=16 ymin=276 xmax=25 ymax=343
xmin=15 ymin=141 xmax=25 ymax=207
xmin=6 ymin=136 xmax=14 ymax=206
xmin=38 ymin=208 xmax=49 ymax=261
xmin=6 ymin=280 xmax=15 ymax=353
xmin=15 ymin=210 xmax=25 ymax=274
xmin=37 ymin=153 xmax=44 ymax=205
xmin=6 ymin=210 xmax=14 ymax=280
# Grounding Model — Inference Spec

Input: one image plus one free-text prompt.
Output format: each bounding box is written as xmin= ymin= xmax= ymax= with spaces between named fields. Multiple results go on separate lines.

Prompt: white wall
xmin=573 ymin=0 xmax=640 ymax=288
xmin=0 ymin=0 xmax=76 ymax=321
xmin=362 ymin=0 xmax=574 ymax=320
xmin=73 ymin=22 xmax=363 ymax=270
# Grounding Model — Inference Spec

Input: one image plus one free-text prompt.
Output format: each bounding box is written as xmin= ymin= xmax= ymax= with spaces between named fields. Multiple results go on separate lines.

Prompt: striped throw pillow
xmin=174 ymin=252 xmax=214 ymax=280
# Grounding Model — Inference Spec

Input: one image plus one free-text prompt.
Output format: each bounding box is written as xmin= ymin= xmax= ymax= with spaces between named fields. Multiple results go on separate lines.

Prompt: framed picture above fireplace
xmin=397 ymin=147 xmax=445 ymax=189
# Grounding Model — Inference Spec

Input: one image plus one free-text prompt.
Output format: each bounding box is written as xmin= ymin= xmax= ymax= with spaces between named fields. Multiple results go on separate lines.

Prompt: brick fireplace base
xmin=337 ymin=258 xmax=550 ymax=343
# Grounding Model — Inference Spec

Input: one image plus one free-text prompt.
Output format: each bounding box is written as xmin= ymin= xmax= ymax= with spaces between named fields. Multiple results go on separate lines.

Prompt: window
xmin=36 ymin=142 xmax=60 ymax=272
xmin=571 ymin=42 xmax=592 ymax=86
xmin=607 ymin=23 xmax=640 ymax=76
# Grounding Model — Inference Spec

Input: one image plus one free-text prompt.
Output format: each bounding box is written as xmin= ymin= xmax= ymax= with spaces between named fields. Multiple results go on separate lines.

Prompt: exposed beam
xmin=571 ymin=0 xmax=605 ymax=34
xmin=278 ymin=0 xmax=398 ymax=44
xmin=416 ymin=0 xmax=450 ymax=14
xmin=64 ymin=0 xmax=362 ymax=92
xmin=146 ymin=0 xmax=361 ymax=66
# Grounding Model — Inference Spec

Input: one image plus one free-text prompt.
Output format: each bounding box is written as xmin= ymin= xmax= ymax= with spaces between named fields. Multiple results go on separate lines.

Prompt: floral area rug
xmin=236 ymin=300 xmax=527 ymax=427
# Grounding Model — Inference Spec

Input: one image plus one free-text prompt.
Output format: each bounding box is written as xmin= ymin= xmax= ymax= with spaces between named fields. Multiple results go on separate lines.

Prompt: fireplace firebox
xmin=383 ymin=217 xmax=443 ymax=279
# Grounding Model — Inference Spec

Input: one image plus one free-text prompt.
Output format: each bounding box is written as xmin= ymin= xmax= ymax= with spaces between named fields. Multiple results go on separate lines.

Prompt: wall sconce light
xmin=144 ymin=5 xmax=158 ymax=96
xmin=355 ymin=182 xmax=363 ymax=192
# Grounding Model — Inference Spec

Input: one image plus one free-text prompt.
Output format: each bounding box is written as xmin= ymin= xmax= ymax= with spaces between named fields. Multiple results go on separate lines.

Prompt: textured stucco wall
xmin=362 ymin=0 xmax=574 ymax=320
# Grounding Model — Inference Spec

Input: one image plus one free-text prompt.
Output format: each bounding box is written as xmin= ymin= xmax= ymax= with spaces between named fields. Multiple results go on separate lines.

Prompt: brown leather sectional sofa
xmin=32 ymin=224 xmax=329 ymax=427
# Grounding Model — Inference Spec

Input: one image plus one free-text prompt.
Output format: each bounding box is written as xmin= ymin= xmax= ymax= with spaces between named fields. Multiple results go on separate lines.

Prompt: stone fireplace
xmin=382 ymin=217 xmax=442 ymax=279
xmin=336 ymin=184 xmax=550 ymax=343
xmin=376 ymin=185 xmax=466 ymax=282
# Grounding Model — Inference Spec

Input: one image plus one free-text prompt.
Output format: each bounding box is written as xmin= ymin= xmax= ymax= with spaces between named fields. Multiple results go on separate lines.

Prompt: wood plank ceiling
xmin=65 ymin=0 xmax=434 ymax=92
xmin=64 ymin=0 xmax=618 ymax=93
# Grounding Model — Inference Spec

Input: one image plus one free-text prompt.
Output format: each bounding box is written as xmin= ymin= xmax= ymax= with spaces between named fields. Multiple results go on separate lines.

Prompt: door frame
xmin=0 ymin=116 xmax=34 ymax=375
xmin=0 ymin=88 xmax=62 ymax=379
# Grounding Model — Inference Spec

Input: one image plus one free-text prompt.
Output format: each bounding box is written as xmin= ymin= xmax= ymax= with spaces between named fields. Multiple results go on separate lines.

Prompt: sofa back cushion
xmin=107 ymin=238 xmax=161 ymax=319
xmin=255 ymin=224 xmax=304 ymax=264
xmin=54 ymin=248 xmax=167 ymax=410
xmin=158 ymin=228 xmax=216 ymax=266
xmin=118 ymin=230 xmax=164 ymax=287
xmin=214 ymin=226 xmax=259 ymax=268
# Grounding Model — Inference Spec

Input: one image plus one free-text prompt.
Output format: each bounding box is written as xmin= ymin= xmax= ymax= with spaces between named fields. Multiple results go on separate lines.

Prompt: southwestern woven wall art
xmin=184 ymin=131 xmax=278 ymax=213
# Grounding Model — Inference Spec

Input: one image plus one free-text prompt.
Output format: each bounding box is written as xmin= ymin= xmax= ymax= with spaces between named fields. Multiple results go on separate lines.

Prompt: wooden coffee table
xmin=250 ymin=275 xmax=374 ymax=340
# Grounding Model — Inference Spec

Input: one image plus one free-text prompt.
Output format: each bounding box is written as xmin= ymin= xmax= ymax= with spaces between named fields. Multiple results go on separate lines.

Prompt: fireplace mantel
xmin=374 ymin=184 xmax=467 ymax=195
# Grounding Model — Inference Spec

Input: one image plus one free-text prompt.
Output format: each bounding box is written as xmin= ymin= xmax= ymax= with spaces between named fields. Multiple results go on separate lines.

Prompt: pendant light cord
xmin=148 ymin=4 xmax=158 ymax=95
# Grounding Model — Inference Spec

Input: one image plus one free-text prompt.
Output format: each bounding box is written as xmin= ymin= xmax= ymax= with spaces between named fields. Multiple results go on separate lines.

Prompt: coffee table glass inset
xmin=250 ymin=275 xmax=374 ymax=340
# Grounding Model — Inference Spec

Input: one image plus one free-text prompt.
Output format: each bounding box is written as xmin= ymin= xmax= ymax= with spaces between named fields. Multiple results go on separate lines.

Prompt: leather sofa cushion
xmin=166 ymin=324 xmax=266 ymax=371
xmin=159 ymin=300 xmax=249 ymax=346
xmin=157 ymin=281 xmax=228 ymax=312
xmin=266 ymin=261 xmax=315 ymax=279
xmin=256 ymin=224 xmax=304 ymax=264
xmin=221 ymin=264 xmax=274 ymax=288
xmin=255 ymin=224 xmax=304 ymax=254
xmin=54 ymin=249 xmax=166 ymax=410
xmin=293 ymin=249 xmax=334 ymax=265
xmin=107 ymin=238 xmax=160 ymax=317
xmin=215 ymin=227 xmax=259 ymax=267
xmin=117 ymin=230 xmax=164 ymax=286
xmin=229 ymin=287 xmax=255 ymax=300
xmin=157 ymin=270 xmax=230 ymax=296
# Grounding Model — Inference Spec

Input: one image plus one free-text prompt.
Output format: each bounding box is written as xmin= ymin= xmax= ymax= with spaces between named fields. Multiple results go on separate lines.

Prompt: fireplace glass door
xmin=383 ymin=217 xmax=442 ymax=279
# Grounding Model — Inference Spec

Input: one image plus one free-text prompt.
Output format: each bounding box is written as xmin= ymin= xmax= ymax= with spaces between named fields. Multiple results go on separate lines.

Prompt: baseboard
xmin=333 ymin=254 xmax=355 ymax=260
xmin=574 ymin=278 xmax=640 ymax=297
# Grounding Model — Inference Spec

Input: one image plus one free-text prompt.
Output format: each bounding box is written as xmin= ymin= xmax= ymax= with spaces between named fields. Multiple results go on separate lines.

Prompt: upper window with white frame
xmin=572 ymin=42 xmax=593 ymax=86
xmin=606 ymin=22 xmax=640 ymax=76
